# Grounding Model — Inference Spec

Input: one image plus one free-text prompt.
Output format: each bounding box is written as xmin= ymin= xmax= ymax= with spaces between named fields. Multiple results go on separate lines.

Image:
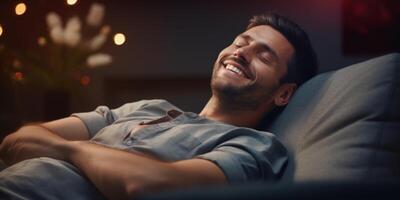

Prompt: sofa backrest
xmin=266 ymin=53 xmax=400 ymax=183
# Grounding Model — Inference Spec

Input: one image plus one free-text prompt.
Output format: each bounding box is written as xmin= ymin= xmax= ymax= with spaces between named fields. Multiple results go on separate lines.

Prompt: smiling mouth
xmin=222 ymin=61 xmax=251 ymax=80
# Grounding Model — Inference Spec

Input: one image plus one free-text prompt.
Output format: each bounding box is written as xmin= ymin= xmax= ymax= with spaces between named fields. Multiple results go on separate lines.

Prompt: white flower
xmin=86 ymin=3 xmax=105 ymax=27
xmin=65 ymin=16 xmax=81 ymax=33
xmin=50 ymin=26 xmax=64 ymax=44
xmin=64 ymin=16 xmax=81 ymax=47
xmin=86 ymin=53 xmax=112 ymax=68
xmin=89 ymin=25 xmax=110 ymax=51
xmin=46 ymin=12 xmax=62 ymax=29
xmin=47 ymin=12 xmax=65 ymax=44
xmin=89 ymin=34 xmax=106 ymax=51
xmin=64 ymin=30 xmax=81 ymax=47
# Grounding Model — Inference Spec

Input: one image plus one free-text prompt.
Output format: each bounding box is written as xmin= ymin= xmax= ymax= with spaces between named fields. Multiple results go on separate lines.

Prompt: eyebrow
xmin=239 ymin=34 xmax=280 ymax=62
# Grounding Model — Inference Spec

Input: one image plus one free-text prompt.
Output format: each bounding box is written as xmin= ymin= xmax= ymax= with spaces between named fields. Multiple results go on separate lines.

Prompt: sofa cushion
xmin=267 ymin=53 xmax=400 ymax=183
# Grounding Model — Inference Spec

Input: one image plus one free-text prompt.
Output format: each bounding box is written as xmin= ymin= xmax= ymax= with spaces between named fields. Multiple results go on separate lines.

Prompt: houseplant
xmin=3 ymin=2 xmax=114 ymax=120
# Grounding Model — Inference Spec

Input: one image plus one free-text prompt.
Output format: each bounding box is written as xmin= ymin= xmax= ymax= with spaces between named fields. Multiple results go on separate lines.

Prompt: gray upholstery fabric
xmin=267 ymin=53 xmax=400 ymax=183
xmin=139 ymin=54 xmax=400 ymax=200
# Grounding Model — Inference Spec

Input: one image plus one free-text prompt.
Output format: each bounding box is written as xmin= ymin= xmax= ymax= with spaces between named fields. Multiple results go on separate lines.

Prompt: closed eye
xmin=233 ymin=36 xmax=248 ymax=47
xmin=259 ymin=52 xmax=273 ymax=64
xmin=260 ymin=44 xmax=279 ymax=63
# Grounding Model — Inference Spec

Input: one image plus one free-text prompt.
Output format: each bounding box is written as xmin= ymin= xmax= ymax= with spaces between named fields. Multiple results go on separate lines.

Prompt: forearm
xmin=0 ymin=116 xmax=90 ymax=166
xmin=0 ymin=125 xmax=67 ymax=165
xmin=63 ymin=141 xmax=182 ymax=200
xmin=1 ymin=125 xmax=225 ymax=199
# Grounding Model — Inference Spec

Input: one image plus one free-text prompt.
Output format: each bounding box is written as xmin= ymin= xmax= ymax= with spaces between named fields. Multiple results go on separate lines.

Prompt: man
xmin=0 ymin=13 xmax=317 ymax=200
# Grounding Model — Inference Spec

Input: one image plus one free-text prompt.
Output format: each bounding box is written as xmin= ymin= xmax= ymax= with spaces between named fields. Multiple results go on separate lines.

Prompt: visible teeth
xmin=225 ymin=64 xmax=244 ymax=77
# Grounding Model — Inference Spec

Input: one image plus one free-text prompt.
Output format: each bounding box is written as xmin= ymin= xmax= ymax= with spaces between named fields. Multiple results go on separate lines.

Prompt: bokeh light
xmin=15 ymin=3 xmax=27 ymax=16
xmin=14 ymin=72 xmax=24 ymax=81
xmin=80 ymin=75 xmax=91 ymax=86
xmin=113 ymin=33 xmax=126 ymax=46
xmin=66 ymin=0 xmax=78 ymax=6
xmin=0 ymin=25 xmax=3 ymax=37
xmin=37 ymin=37 xmax=47 ymax=46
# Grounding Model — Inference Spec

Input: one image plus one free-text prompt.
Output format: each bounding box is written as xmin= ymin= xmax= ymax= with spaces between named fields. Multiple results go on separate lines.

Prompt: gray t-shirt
xmin=0 ymin=99 xmax=287 ymax=199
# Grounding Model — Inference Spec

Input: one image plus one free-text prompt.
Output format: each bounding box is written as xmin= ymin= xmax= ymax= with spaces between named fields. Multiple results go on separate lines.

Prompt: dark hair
xmin=247 ymin=13 xmax=318 ymax=86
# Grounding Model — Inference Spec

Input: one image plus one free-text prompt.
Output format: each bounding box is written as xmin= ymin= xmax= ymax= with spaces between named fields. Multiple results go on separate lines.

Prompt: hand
xmin=0 ymin=125 xmax=68 ymax=166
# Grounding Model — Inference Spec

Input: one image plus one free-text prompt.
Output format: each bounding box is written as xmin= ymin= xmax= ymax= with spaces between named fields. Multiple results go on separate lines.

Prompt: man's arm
xmin=0 ymin=117 xmax=89 ymax=165
xmin=63 ymin=141 xmax=227 ymax=199
xmin=0 ymin=125 xmax=227 ymax=199
xmin=41 ymin=117 xmax=90 ymax=140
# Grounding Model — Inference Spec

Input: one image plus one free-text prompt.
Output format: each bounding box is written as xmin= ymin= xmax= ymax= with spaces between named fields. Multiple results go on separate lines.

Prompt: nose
xmin=233 ymin=47 xmax=250 ymax=66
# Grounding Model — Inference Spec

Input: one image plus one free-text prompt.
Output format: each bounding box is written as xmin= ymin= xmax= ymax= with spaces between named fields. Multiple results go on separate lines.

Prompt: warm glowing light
xmin=15 ymin=3 xmax=27 ymax=15
xmin=14 ymin=72 xmax=24 ymax=81
xmin=0 ymin=25 xmax=3 ymax=37
xmin=38 ymin=37 xmax=47 ymax=46
xmin=113 ymin=33 xmax=126 ymax=46
xmin=66 ymin=0 xmax=78 ymax=6
xmin=80 ymin=75 xmax=91 ymax=86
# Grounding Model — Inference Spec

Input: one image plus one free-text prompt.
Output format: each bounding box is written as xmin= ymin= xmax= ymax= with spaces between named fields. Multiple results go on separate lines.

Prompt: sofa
xmin=139 ymin=53 xmax=400 ymax=199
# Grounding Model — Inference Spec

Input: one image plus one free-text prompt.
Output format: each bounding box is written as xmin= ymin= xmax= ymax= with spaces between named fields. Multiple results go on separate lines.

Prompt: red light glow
xmin=80 ymin=75 xmax=91 ymax=86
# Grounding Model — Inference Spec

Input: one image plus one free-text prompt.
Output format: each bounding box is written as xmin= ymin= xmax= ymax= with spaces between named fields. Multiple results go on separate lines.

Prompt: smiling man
xmin=0 ymin=13 xmax=317 ymax=200
xmin=203 ymin=24 xmax=298 ymax=128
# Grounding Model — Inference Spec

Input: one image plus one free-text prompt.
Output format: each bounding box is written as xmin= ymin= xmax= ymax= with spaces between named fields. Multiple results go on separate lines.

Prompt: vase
xmin=43 ymin=89 xmax=70 ymax=121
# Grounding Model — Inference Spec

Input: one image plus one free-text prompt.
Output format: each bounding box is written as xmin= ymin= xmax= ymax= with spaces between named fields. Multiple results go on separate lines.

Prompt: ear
xmin=273 ymin=83 xmax=297 ymax=107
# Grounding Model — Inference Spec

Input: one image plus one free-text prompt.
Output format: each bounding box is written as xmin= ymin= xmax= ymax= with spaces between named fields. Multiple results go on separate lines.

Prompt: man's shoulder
xmin=122 ymin=99 xmax=174 ymax=108
xmin=227 ymin=126 xmax=278 ymax=139
xmin=193 ymin=115 xmax=276 ymax=137
xmin=118 ymin=99 xmax=182 ymax=114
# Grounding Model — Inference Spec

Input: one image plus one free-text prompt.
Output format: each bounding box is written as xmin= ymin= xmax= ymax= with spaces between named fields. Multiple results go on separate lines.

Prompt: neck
xmin=199 ymin=95 xmax=271 ymax=128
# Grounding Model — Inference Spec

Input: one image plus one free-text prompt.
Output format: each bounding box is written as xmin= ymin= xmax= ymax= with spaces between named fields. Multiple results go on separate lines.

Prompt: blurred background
xmin=0 ymin=0 xmax=399 ymax=138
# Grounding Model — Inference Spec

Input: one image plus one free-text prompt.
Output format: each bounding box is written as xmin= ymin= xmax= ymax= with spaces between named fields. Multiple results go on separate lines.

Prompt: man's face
xmin=211 ymin=25 xmax=295 ymax=109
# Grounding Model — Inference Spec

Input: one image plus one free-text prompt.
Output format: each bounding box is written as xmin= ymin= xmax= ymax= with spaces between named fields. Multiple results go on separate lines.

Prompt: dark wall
xmin=101 ymin=0 xmax=370 ymax=78
xmin=83 ymin=0 xmax=374 ymax=111
xmin=1 ymin=0 xmax=397 ymax=134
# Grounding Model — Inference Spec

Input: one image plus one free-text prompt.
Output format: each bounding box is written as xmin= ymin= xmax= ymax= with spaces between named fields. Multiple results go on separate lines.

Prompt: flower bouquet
xmin=8 ymin=2 xmax=113 ymax=92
